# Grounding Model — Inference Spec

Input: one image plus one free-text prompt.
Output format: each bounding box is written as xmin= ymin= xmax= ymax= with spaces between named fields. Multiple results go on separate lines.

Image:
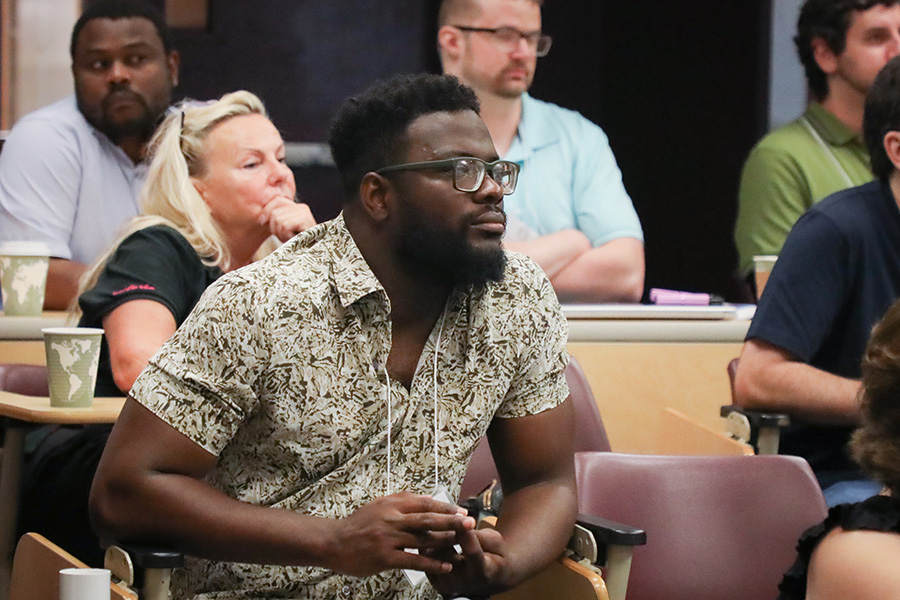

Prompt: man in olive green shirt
xmin=735 ymin=0 xmax=900 ymax=277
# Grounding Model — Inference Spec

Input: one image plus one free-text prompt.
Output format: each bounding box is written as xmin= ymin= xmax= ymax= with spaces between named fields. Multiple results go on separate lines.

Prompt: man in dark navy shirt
xmin=735 ymin=54 xmax=900 ymax=506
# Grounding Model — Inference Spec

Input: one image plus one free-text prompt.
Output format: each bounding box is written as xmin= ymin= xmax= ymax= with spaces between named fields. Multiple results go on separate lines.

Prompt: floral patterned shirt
xmin=131 ymin=214 xmax=570 ymax=600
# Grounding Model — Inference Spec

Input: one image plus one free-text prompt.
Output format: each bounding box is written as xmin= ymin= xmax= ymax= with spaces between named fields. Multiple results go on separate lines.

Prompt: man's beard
xmin=80 ymin=87 xmax=162 ymax=145
xmin=396 ymin=207 xmax=506 ymax=289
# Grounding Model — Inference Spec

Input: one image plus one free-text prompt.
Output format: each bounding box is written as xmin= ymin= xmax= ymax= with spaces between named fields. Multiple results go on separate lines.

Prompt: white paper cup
xmin=42 ymin=327 xmax=104 ymax=408
xmin=753 ymin=255 xmax=778 ymax=300
xmin=59 ymin=568 xmax=110 ymax=600
xmin=0 ymin=241 xmax=50 ymax=316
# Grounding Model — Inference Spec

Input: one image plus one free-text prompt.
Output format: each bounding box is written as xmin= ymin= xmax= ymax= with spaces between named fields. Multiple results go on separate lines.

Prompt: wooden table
xmin=0 ymin=391 xmax=124 ymax=599
xmin=0 ymin=311 xmax=68 ymax=365
xmin=564 ymin=308 xmax=751 ymax=454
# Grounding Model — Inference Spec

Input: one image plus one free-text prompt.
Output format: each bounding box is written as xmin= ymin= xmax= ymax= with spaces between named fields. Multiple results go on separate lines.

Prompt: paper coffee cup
xmin=0 ymin=241 xmax=50 ymax=316
xmin=753 ymin=255 xmax=778 ymax=300
xmin=42 ymin=327 xmax=104 ymax=408
xmin=59 ymin=568 xmax=110 ymax=600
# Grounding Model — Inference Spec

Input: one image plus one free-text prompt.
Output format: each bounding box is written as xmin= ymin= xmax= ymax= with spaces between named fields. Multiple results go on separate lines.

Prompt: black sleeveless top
xmin=778 ymin=494 xmax=898 ymax=599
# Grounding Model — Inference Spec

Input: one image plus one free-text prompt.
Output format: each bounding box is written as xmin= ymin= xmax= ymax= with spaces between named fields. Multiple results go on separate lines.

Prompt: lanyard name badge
xmin=383 ymin=314 xmax=463 ymax=586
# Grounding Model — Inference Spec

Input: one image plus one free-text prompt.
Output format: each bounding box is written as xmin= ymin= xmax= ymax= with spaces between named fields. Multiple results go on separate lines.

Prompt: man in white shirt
xmin=0 ymin=0 xmax=178 ymax=308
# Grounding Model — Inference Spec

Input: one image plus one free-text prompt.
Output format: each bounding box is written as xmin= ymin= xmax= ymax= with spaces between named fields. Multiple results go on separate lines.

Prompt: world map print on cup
xmin=0 ymin=241 xmax=51 ymax=316
xmin=42 ymin=327 xmax=104 ymax=408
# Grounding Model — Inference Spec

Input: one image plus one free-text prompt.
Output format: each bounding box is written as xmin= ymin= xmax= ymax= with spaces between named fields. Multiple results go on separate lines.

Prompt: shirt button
xmin=341 ymin=585 xmax=352 ymax=597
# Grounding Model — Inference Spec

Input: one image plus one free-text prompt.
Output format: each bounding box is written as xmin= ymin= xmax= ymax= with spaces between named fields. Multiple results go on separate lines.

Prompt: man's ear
xmin=811 ymin=36 xmax=839 ymax=76
xmin=167 ymin=50 xmax=181 ymax=87
xmin=883 ymin=131 xmax=900 ymax=171
xmin=438 ymin=25 xmax=464 ymax=66
xmin=358 ymin=172 xmax=392 ymax=222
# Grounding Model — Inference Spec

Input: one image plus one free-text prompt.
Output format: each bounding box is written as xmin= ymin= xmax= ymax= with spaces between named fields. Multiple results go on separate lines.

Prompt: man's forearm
xmin=92 ymin=401 xmax=466 ymax=576
xmin=493 ymin=477 xmax=578 ymax=587
xmin=93 ymin=461 xmax=466 ymax=575
xmin=92 ymin=447 xmax=337 ymax=567
xmin=504 ymin=230 xmax=590 ymax=280
xmin=735 ymin=340 xmax=861 ymax=425
xmin=551 ymin=238 xmax=644 ymax=303
xmin=44 ymin=257 xmax=87 ymax=310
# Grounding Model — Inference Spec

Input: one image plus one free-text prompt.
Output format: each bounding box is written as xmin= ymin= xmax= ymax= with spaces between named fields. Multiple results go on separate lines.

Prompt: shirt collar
xmin=327 ymin=213 xmax=387 ymax=309
xmin=320 ymin=215 xmax=505 ymax=325
xmin=509 ymin=93 xmax=560 ymax=158
xmin=805 ymin=102 xmax=862 ymax=147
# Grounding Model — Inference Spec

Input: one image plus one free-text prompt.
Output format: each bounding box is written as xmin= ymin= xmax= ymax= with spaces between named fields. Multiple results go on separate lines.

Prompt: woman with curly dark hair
xmin=779 ymin=297 xmax=900 ymax=599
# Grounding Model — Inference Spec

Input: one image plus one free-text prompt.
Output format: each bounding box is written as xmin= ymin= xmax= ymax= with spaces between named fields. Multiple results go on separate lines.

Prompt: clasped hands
xmin=328 ymin=492 xmax=511 ymax=597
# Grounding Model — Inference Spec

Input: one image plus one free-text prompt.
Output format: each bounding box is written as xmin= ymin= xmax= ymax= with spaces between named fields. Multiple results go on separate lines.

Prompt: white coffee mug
xmin=59 ymin=568 xmax=110 ymax=600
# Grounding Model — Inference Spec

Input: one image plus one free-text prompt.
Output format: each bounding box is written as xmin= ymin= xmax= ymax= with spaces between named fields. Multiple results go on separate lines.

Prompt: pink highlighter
xmin=649 ymin=288 xmax=724 ymax=306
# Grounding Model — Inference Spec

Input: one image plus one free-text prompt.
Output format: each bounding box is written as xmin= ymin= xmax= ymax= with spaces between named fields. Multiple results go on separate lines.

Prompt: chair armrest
xmin=110 ymin=542 xmax=184 ymax=569
xmin=570 ymin=513 xmax=646 ymax=564
xmin=105 ymin=543 xmax=184 ymax=600
xmin=569 ymin=513 xmax=645 ymax=600
xmin=720 ymin=405 xmax=790 ymax=454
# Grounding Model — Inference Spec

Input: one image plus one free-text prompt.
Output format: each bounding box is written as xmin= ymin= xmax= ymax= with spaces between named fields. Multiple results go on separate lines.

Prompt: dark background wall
xmin=168 ymin=0 xmax=772 ymax=302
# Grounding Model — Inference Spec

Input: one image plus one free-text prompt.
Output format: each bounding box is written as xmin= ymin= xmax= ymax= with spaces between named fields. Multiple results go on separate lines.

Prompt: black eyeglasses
xmin=166 ymin=99 xmax=218 ymax=157
xmin=377 ymin=157 xmax=520 ymax=195
xmin=452 ymin=25 xmax=552 ymax=57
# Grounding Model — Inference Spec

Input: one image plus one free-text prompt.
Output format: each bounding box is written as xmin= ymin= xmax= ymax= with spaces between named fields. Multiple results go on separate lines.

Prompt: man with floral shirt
xmin=90 ymin=74 xmax=576 ymax=600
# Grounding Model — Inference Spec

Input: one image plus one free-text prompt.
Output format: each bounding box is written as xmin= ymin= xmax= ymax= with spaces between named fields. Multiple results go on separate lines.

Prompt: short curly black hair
xmin=328 ymin=73 xmax=480 ymax=199
xmin=71 ymin=0 xmax=173 ymax=59
xmin=795 ymin=0 xmax=900 ymax=100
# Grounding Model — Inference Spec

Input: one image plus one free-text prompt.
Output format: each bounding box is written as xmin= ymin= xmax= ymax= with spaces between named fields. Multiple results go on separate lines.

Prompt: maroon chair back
xmin=459 ymin=356 xmax=609 ymax=500
xmin=575 ymin=452 xmax=827 ymax=600
xmin=0 ymin=363 xmax=50 ymax=397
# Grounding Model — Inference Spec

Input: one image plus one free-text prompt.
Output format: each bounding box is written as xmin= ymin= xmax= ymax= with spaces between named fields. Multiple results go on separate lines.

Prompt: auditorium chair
xmin=10 ymin=532 xmax=133 ymax=600
xmin=575 ymin=452 xmax=827 ymax=600
xmin=0 ymin=364 xmax=49 ymax=397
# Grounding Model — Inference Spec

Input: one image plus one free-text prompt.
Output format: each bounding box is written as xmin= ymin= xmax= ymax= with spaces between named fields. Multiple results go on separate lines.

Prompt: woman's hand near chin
xmin=260 ymin=197 xmax=317 ymax=242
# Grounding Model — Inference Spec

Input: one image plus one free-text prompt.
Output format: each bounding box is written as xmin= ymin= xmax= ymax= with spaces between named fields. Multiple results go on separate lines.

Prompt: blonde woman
xmin=20 ymin=90 xmax=315 ymax=566
xmin=78 ymin=90 xmax=314 ymax=395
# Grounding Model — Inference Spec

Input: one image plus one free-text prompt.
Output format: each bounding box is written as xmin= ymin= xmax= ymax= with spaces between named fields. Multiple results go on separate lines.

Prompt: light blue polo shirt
xmin=0 ymin=95 xmax=145 ymax=264
xmin=504 ymin=94 xmax=643 ymax=247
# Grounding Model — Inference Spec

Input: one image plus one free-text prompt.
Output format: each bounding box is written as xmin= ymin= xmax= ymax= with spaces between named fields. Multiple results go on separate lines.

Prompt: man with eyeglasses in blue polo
xmin=439 ymin=0 xmax=645 ymax=303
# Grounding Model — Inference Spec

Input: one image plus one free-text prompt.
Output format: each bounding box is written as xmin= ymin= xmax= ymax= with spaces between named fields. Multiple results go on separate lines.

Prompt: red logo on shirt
xmin=112 ymin=284 xmax=156 ymax=296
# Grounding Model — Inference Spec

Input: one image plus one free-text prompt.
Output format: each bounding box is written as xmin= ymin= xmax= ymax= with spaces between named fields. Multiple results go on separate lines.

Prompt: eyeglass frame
xmin=451 ymin=25 xmax=552 ymax=57
xmin=376 ymin=157 xmax=520 ymax=195
xmin=166 ymin=98 xmax=217 ymax=153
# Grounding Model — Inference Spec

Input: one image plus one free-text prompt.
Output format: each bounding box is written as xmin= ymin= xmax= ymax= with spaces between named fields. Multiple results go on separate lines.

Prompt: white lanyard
xmin=384 ymin=312 xmax=446 ymax=494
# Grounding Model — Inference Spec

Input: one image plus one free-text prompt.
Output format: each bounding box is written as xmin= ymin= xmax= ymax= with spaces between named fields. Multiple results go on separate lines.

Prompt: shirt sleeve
xmin=495 ymin=260 xmax=570 ymax=418
xmin=746 ymin=210 xmax=848 ymax=363
xmin=78 ymin=226 xmax=212 ymax=326
xmin=571 ymin=119 xmax=644 ymax=247
xmin=0 ymin=117 xmax=83 ymax=260
xmin=734 ymin=144 xmax=812 ymax=275
xmin=131 ymin=271 xmax=268 ymax=455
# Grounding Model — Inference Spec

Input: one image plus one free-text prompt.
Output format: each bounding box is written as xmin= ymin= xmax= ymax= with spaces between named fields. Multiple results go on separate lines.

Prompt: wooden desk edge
xmin=566 ymin=318 xmax=751 ymax=343
xmin=0 ymin=391 xmax=124 ymax=424
xmin=0 ymin=311 xmax=69 ymax=340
